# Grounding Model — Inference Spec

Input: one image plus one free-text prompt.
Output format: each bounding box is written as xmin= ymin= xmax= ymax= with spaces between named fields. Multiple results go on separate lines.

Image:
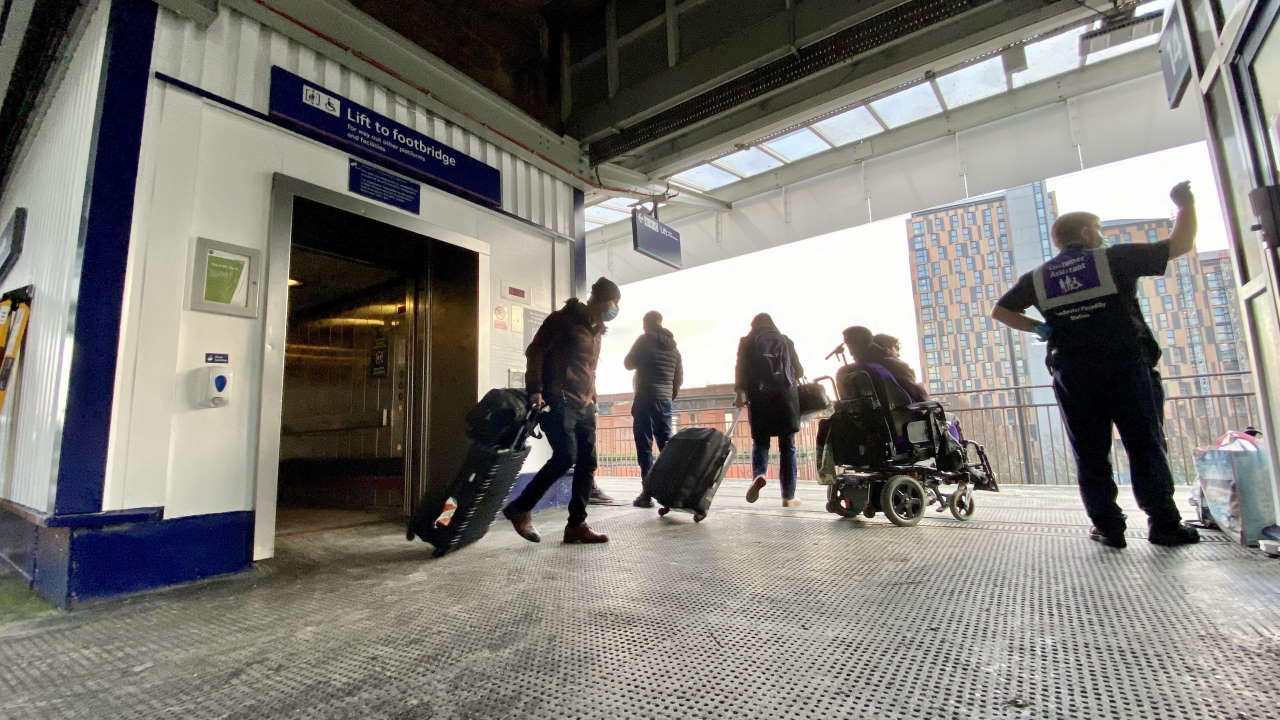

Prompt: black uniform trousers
xmin=1051 ymin=357 xmax=1182 ymax=534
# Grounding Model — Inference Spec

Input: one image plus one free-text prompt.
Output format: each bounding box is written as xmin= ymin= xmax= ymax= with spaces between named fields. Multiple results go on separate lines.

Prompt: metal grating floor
xmin=2 ymin=480 xmax=1278 ymax=719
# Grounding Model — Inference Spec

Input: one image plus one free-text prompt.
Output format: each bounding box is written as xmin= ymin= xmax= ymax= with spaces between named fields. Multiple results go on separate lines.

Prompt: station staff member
xmin=992 ymin=182 xmax=1200 ymax=549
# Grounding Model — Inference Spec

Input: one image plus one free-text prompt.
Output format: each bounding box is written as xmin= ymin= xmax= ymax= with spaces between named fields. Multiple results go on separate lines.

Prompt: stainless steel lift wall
xmin=585 ymin=57 xmax=1206 ymax=287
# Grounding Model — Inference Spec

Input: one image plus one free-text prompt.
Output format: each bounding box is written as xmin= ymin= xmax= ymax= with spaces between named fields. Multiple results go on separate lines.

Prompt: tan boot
xmin=746 ymin=476 xmax=766 ymax=503
xmin=782 ymin=498 xmax=801 ymax=508
xmin=563 ymin=523 xmax=609 ymax=544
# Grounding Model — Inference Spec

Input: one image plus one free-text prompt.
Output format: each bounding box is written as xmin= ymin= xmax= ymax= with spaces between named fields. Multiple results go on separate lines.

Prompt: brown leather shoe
xmin=502 ymin=506 xmax=540 ymax=543
xmin=563 ymin=523 xmax=609 ymax=544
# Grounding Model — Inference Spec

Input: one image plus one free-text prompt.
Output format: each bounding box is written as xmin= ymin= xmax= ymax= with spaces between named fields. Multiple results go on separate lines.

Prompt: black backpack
xmin=751 ymin=330 xmax=796 ymax=391
xmin=465 ymin=388 xmax=531 ymax=448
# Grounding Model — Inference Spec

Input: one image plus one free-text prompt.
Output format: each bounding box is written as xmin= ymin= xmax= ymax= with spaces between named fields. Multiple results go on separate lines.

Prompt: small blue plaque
xmin=348 ymin=160 xmax=421 ymax=214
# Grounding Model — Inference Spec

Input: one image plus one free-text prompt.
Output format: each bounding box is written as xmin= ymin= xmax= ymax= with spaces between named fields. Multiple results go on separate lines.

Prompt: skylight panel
xmin=935 ymin=57 xmax=1007 ymax=109
xmin=1012 ymin=27 xmax=1087 ymax=88
xmin=810 ymin=106 xmax=883 ymax=145
xmin=585 ymin=205 xmax=630 ymax=225
xmin=670 ymin=163 xmax=740 ymax=191
xmin=1085 ymin=33 xmax=1160 ymax=64
xmin=713 ymin=147 xmax=784 ymax=177
xmin=762 ymin=128 xmax=830 ymax=161
xmin=598 ymin=197 xmax=634 ymax=212
xmin=869 ymin=82 xmax=943 ymax=128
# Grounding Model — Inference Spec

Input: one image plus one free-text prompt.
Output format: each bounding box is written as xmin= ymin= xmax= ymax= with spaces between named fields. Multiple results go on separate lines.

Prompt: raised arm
xmin=1165 ymin=181 xmax=1197 ymax=260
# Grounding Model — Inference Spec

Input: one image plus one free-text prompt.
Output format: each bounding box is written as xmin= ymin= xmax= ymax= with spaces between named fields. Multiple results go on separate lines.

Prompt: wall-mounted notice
xmin=190 ymin=238 xmax=261 ymax=319
xmin=493 ymin=305 xmax=509 ymax=331
xmin=632 ymin=209 xmax=682 ymax=269
xmin=348 ymin=160 xmax=421 ymax=214
xmin=523 ymin=308 xmax=549 ymax=351
xmin=270 ymin=67 xmax=501 ymax=207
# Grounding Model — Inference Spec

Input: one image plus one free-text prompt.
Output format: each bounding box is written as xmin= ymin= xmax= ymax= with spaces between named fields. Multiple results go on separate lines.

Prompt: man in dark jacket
xmin=625 ymin=311 xmax=684 ymax=507
xmin=734 ymin=313 xmax=805 ymax=507
xmin=502 ymin=277 xmax=621 ymax=545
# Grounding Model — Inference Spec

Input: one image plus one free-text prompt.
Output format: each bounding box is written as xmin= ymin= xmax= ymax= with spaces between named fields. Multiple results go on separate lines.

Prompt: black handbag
xmin=797 ymin=380 xmax=832 ymax=418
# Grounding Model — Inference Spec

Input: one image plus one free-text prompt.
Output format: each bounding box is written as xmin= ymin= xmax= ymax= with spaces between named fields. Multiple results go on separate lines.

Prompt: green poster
xmin=204 ymin=252 xmax=246 ymax=304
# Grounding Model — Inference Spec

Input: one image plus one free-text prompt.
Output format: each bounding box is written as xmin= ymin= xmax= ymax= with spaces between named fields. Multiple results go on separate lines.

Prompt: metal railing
xmin=596 ymin=372 xmax=1259 ymax=486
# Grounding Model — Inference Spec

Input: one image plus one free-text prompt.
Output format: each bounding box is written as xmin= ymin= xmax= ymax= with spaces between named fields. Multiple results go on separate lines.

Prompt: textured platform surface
xmin=2 ymin=480 xmax=1278 ymax=720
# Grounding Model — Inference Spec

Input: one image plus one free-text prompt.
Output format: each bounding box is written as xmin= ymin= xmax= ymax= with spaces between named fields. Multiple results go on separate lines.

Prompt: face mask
xmin=602 ymin=302 xmax=619 ymax=322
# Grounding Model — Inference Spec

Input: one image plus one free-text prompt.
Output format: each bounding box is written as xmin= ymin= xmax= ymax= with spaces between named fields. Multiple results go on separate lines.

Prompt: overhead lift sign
xmin=631 ymin=210 xmax=682 ymax=269
xmin=269 ymin=67 xmax=501 ymax=207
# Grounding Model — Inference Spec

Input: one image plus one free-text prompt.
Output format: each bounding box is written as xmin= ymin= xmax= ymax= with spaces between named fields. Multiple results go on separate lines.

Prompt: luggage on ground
xmin=642 ymin=410 xmax=741 ymax=521
xmin=407 ymin=389 xmax=540 ymax=556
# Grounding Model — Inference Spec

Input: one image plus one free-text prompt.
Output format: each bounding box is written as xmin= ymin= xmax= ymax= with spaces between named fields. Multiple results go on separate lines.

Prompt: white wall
xmin=147 ymin=4 xmax=575 ymax=237
xmin=586 ymin=71 xmax=1205 ymax=287
xmin=0 ymin=4 xmax=108 ymax=513
xmin=105 ymin=77 xmax=568 ymax=524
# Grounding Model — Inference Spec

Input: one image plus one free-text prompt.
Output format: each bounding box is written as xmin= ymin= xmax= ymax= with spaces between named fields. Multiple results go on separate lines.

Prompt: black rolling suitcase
xmin=406 ymin=389 xmax=540 ymax=557
xmin=642 ymin=410 xmax=741 ymax=522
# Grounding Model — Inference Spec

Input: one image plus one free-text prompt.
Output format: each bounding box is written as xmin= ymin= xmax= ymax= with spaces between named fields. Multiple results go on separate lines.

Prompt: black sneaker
xmin=1089 ymin=527 xmax=1127 ymax=549
xmin=632 ymin=495 xmax=654 ymax=508
xmin=1149 ymin=523 xmax=1200 ymax=546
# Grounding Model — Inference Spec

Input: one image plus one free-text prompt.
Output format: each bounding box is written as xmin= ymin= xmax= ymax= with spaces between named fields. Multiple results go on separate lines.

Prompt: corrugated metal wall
xmin=150 ymin=5 xmax=576 ymax=237
xmin=0 ymin=3 xmax=108 ymax=512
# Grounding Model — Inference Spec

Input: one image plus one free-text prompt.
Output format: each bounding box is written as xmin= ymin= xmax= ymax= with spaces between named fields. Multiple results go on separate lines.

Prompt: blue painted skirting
xmin=507 ymin=472 xmax=573 ymax=513
xmin=0 ymin=503 xmax=252 ymax=608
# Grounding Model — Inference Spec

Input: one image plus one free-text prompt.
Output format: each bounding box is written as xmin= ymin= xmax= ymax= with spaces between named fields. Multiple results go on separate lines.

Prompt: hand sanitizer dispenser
xmin=204 ymin=365 xmax=232 ymax=408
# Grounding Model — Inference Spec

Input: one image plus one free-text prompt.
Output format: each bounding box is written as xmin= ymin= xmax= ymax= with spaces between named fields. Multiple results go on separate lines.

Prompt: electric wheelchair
xmin=815 ymin=363 xmax=998 ymax=526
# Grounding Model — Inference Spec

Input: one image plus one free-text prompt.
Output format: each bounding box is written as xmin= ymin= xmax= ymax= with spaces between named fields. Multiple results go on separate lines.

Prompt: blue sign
xmin=632 ymin=210 xmax=682 ymax=269
xmin=269 ymin=67 xmax=501 ymax=207
xmin=348 ymin=160 xmax=420 ymax=214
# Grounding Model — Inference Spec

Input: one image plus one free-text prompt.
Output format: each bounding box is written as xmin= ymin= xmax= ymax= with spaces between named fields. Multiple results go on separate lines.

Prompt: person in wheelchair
xmin=837 ymin=326 xmax=928 ymax=404
xmin=818 ymin=327 xmax=996 ymax=525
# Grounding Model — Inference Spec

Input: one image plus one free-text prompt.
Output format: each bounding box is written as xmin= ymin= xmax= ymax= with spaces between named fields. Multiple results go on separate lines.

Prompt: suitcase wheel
xmin=432 ymin=547 xmax=448 ymax=558
xmin=405 ymin=526 xmax=416 ymax=541
xmin=657 ymin=507 xmax=670 ymax=517
xmin=693 ymin=512 xmax=706 ymax=523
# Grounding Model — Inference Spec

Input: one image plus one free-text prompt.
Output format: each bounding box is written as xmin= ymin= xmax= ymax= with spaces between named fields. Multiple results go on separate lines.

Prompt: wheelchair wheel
xmin=880 ymin=475 xmax=926 ymax=527
xmin=948 ymin=486 xmax=976 ymax=521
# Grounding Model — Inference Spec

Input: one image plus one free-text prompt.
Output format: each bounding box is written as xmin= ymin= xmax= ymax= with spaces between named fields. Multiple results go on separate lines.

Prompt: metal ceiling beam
xmin=585 ymin=48 xmax=1163 ymax=247
xmin=153 ymin=0 xmax=217 ymax=26
xmin=221 ymin=0 xmax=590 ymax=187
xmin=569 ymin=0 xmax=907 ymax=143
xmin=627 ymin=0 xmax=1095 ymax=179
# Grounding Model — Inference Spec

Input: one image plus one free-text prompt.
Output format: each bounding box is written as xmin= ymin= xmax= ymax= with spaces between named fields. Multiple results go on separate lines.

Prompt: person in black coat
xmin=734 ymin=313 xmax=804 ymax=507
xmin=625 ymin=311 xmax=684 ymax=507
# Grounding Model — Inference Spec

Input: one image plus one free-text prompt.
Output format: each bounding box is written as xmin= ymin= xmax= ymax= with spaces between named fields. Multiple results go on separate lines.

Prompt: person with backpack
xmin=501 ymin=277 xmax=622 ymax=545
xmin=734 ymin=313 xmax=805 ymax=507
xmin=625 ymin=311 xmax=684 ymax=508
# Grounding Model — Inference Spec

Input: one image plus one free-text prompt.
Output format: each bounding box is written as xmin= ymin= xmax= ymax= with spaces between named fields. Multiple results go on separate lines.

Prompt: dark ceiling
xmin=349 ymin=0 xmax=608 ymax=130
xmin=349 ymin=0 xmax=1080 ymax=170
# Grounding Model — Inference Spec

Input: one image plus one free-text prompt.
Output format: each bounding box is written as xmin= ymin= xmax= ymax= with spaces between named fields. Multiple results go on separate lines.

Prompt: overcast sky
xmin=595 ymin=141 xmax=1229 ymax=396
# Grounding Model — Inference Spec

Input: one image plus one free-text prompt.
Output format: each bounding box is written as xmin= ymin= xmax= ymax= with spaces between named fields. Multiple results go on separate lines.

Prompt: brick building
xmin=905 ymin=181 xmax=1059 ymax=409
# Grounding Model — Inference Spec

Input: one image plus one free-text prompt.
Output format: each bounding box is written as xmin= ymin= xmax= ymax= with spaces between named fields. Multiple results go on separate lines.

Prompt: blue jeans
xmin=633 ymin=397 xmax=674 ymax=487
xmin=751 ymin=433 xmax=797 ymax=500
